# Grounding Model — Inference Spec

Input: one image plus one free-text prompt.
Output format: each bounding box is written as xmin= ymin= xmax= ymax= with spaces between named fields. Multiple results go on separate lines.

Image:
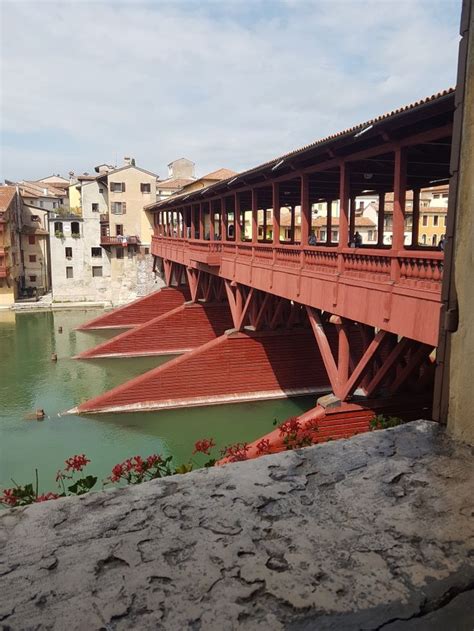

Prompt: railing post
xmin=272 ymin=182 xmax=280 ymax=246
xmin=349 ymin=195 xmax=356 ymax=245
xmin=190 ymin=204 xmax=196 ymax=240
xmin=337 ymin=162 xmax=350 ymax=273
xmin=301 ymin=174 xmax=310 ymax=247
xmin=391 ymin=147 xmax=407 ymax=281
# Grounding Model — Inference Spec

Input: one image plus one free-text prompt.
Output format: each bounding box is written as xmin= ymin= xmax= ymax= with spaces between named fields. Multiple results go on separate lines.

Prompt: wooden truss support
xmin=186 ymin=268 xmax=200 ymax=302
xmin=163 ymin=259 xmax=173 ymax=287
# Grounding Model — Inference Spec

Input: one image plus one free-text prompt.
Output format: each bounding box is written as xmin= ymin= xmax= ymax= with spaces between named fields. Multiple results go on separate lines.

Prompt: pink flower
xmin=193 ymin=438 xmax=216 ymax=456
xmin=64 ymin=454 xmax=90 ymax=472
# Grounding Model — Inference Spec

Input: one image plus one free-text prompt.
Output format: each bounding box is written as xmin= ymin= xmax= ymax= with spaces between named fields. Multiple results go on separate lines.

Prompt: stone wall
xmin=1 ymin=421 xmax=473 ymax=629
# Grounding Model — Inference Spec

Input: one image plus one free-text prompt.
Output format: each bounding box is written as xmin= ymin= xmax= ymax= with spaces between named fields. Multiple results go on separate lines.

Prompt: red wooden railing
xmin=151 ymin=235 xmax=443 ymax=292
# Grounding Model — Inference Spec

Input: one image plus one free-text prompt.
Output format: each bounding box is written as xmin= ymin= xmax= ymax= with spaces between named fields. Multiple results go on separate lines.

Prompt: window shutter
xmin=122 ymin=202 xmax=127 ymax=214
xmin=122 ymin=182 xmax=126 ymax=192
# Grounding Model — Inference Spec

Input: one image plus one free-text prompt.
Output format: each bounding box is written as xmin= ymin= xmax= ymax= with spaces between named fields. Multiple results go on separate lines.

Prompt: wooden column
xmin=209 ymin=204 xmax=215 ymax=241
xmin=392 ymin=147 xmax=407 ymax=250
xmin=290 ymin=206 xmax=296 ymax=244
xmin=235 ymin=193 xmax=241 ymax=243
xmin=199 ymin=203 xmax=204 ymax=240
xmin=263 ymin=208 xmax=268 ymax=242
xmin=190 ymin=205 xmax=196 ymax=240
xmin=338 ymin=162 xmax=350 ymax=250
xmin=338 ymin=322 xmax=350 ymax=388
xmin=221 ymin=198 xmax=227 ymax=242
xmin=391 ymin=148 xmax=407 ymax=281
xmin=300 ymin=174 xmax=310 ymax=247
xmin=326 ymin=200 xmax=332 ymax=245
xmin=412 ymin=188 xmax=420 ymax=247
xmin=251 ymin=189 xmax=258 ymax=244
xmin=167 ymin=211 xmax=171 ymax=237
xmin=349 ymin=195 xmax=356 ymax=244
xmin=272 ymin=182 xmax=280 ymax=245
xmin=377 ymin=192 xmax=385 ymax=246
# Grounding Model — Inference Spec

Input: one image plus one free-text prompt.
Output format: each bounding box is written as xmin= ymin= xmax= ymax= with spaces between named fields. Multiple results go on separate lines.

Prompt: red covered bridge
xmin=74 ymin=89 xmax=454 ymax=447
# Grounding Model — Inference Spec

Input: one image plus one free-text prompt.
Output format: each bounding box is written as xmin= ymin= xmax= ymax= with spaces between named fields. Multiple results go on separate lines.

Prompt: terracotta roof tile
xmin=200 ymin=168 xmax=238 ymax=181
xmin=157 ymin=178 xmax=195 ymax=190
xmin=0 ymin=186 xmax=17 ymax=211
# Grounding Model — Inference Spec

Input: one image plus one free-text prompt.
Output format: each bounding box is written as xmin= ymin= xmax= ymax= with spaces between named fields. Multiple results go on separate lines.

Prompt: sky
xmin=0 ymin=0 xmax=461 ymax=182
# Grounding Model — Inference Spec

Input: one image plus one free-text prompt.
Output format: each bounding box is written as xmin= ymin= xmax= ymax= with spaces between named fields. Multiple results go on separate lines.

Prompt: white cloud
xmin=0 ymin=0 xmax=459 ymax=180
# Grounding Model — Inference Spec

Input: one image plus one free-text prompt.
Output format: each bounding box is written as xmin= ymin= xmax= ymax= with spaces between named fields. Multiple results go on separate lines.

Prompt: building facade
xmin=0 ymin=187 xmax=22 ymax=305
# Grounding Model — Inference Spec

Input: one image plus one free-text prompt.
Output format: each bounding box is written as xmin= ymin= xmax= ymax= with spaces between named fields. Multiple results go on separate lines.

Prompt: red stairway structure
xmin=75 ymin=89 xmax=454 ymax=448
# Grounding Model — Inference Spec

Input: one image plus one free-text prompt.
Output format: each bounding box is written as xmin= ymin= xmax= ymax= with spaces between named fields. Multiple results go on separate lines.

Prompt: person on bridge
xmin=308 ymin=231 xmax=317 ymax=246
xmin=354 ymin=231 xmax=363 ymax=247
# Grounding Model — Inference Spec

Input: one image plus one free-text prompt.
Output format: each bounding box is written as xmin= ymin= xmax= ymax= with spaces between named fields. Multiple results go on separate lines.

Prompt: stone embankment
xmin=1 ymin=421 xmax=473 ymax=630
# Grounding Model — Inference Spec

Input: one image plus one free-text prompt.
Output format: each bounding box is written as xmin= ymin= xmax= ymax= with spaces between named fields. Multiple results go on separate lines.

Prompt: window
xmin=110 ymin=182 xmax=125 ymax=192
xmin=331 ymin=230 xmax=338 ymax=241
xmin=433 ymin=193 xmax=440 ymax=199
xmin=368 ymin=230 xmax=374 ymax=241
xmin=28 ymin=235 xmax=36 ymax=245
xmin=421 ymin=234 xmax=427 ymax=245
xmin=66 ymin=267 xmax=73 ymax=279
xmin=144 ymin=247 xmax=149 ymax=255
xmin=92 ymin=203 xmax=99 ymax=212
xmin=116 ymin=248 xmax=124 ymax=259
xmin=53 ymin=202 xmax=57 ymax=209
xmin=140 ymin=183 xmax=151 ymax=193
xmin=432 ymin=234 xmax=438 ymax=246
xmin=29 ymin=275 xmax=37 ymax=282
xmin=99 ymin=188 xmax=104 ymax=194
xmin=115 ymin=224 xmax=123 ymax=236
xmin=54 ymin=221 xmax=63 ymax=234
xmin=29 ymin=255 xmax=36 ymax=263
xmin=111 ymin=202 xmax=127 ymax=214
xmin=65 ymin=247 xmax=72 ymax=259
xmin=91 ymin=247 xmax=102 ymax=258
xmin=443 ymin=216 xmax=447 ymax=227
xmin=422 ymin=216 xmax=428 ymax=226
xmin=31 ymin=215 xmax=40 ymax=222
xmin=71 ymin=221 xmax=80 ymax=236
xmin=320 ymin=230 xmax=326 ymax=241
xmin=92 ymin=266 xmax=103 ymax=277
xmin=433 ymin=215 xmax=439 ymax=227
xmin=39 ymin=201 xmax=44 ymax=208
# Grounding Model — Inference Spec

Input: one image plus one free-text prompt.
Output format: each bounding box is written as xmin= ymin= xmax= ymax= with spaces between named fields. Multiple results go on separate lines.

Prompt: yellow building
xmin=68 ymin=182 xmax=82 ymax=214
xmin=0 ymin=186 xmax=22 ymax=305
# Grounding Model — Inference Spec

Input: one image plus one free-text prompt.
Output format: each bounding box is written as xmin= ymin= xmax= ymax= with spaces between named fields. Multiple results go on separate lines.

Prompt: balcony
xmin=100 ymin=214 xmax=109 ymax=223
xmin=100 ymin=235 xmax=141 ymax=247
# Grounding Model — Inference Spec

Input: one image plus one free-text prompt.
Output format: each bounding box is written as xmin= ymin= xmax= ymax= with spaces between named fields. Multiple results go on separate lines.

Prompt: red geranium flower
xmin=146 ymin=454 xmax=161 ymax=467
xmin=36 ymin=492 xmax=60 ymax=503
xmin=1 ymin=488 xmax=18 ymax=507
xmin=64 ymin=454 xmax=90 ymax=472
xmin=110 ymin=463 xmax=124 ymax=482
xmin=279 ymin=417 xmax=300 ymax=436
xmin=256 ymin=438 xmax=271 ymax=455
xmin=221 ymin=442 xmax=249 ymax=462
xmin=193 ymin=438 xmax=216 ymax=456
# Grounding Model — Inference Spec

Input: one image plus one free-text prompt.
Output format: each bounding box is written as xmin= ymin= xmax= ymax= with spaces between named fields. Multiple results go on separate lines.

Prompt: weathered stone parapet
xmin=1 ymin=421 xmax=473 ymax=630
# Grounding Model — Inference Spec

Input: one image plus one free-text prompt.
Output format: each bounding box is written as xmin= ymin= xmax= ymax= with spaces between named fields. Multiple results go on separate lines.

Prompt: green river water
xmin=0 ymin=309 xmax=314 ymax=495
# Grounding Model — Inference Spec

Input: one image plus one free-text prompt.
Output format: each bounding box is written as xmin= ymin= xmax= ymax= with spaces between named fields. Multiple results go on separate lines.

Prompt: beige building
xmin=0 ymin=186 xmax=22 ymax=305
